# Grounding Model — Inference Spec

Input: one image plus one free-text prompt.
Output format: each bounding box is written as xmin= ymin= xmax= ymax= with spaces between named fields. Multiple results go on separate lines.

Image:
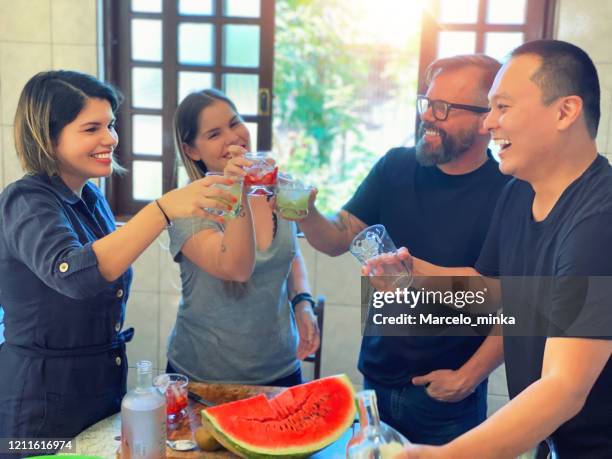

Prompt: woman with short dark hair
xmin=0 ymin=70 xmax=247 ymax=439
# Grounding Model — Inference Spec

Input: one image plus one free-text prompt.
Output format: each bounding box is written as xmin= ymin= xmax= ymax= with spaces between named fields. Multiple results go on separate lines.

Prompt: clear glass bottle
xmin=121 ymin=360 xmax=167 ymax=459
xmin=346 ymin=390 xmax=410 ymax=459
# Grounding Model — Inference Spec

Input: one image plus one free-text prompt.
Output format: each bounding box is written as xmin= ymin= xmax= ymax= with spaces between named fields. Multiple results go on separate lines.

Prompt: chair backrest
xmin=304 ymin=295 xmax=325 ymax=380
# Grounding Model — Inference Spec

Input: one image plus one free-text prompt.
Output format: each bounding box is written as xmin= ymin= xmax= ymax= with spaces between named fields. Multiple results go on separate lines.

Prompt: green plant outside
xmin=273 ymin=0 xmax=420 ymax=214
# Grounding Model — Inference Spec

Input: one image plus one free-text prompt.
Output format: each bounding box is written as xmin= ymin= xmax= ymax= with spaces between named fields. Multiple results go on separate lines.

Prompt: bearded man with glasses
xmin=297 ymin=54 xmax=510 ymax=444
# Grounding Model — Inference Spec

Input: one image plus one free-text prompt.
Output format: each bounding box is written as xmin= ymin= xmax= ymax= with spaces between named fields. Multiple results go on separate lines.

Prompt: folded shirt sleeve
xmin=1 ymin=184 xmax=111 ymax=300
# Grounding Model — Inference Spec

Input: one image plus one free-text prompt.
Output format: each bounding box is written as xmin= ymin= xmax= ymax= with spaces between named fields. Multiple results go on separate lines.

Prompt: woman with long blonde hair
xmin=166 ymin=89 xmax=320 ymax=386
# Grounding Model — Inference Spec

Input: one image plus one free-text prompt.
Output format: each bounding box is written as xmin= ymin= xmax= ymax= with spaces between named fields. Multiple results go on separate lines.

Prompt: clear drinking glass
xmin=243 ymin=151 xmax=278 ymax=196
xmin=347 ymin=390 xmax=410 ymax=458
xmin=204 ymin=171 xmax=243 ymax=219
xmin=349 ymin=224 xmax=413 ymax=289
xmin=275 ymin=173 xmax=312 ymax=220
xmin=153 ymin=373 xmax=189 ymax=423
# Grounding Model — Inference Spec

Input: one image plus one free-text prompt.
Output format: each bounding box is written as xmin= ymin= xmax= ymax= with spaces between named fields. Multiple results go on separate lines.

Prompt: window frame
xmin=103 ymin=0 xmax=275 ymax=218
xmin=417 ymin=0 xmax=558 ymax=97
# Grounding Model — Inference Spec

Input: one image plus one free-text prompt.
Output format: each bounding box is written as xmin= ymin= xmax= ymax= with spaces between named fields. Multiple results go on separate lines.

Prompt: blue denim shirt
xmin=0 ymin=174 xmax=133 ymax=438
xmin=0 ymin=174 xmax=132 ymax=350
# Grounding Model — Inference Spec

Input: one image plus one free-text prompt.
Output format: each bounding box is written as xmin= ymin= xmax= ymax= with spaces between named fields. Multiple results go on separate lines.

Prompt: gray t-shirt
xmin=166 ymin=216 xmax=299 ymax=384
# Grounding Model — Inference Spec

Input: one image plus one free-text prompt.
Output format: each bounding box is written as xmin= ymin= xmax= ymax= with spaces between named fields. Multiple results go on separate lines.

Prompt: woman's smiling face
xmin=184 ymin=100 xmax=251 ymax=173
xmin=54 ymin=97 xmax=118 ymax=193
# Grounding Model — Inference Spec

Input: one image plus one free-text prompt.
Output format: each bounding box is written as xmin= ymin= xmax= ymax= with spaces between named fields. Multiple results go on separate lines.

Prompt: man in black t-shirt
xmin=373 ymin=41 xmax=612 ymax=458
xmin=299 ymin=54 xmax=509 ymax=444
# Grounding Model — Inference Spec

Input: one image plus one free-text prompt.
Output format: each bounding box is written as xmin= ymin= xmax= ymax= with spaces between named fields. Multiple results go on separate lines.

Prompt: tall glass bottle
xmin=346 ymin=390 xmax=410 ymax=459
xmin=121 ymin=360 xmax=167 ymax=459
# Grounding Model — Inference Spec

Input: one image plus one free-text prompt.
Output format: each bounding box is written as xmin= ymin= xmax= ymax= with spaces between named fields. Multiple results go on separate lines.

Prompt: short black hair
xmin=511 ymin=40 xmax=600 ymax=138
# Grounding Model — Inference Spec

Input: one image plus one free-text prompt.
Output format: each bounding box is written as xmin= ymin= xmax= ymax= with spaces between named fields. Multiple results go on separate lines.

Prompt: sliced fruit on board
xmin=201 ymin=374 xmax=356 ymax=458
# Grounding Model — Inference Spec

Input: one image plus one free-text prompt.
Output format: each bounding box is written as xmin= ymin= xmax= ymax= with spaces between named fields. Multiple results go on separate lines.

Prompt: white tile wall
xmin=488 ymin=364 xmax=508 ymax=397
xmin=0 ymin=126 xmax=4 ymax=190
xmin=298 ymin=238 xmax=316 ymax=288
xmin=132 ymin=241 xmax=162 ymax=293
xmin=159 ymin=232 xmax=184 ymax=295
xmin=0 ymin=42 xmax=53 ymax=124
xmin=2 ymin=125 xmax=22 ymax=186
xmin=0 ymin=0 xmax=100 ymax=203
xmin=596 ymin=64 xmax=612 ymax=156
xmin=487 ymin=394 xmax=509 ymax=417
xmin=319 ymin=303 xmax=362 ymax=382
xmin=124 ymin=291 xmax=160 ymax=368
xmin=158 ymin=292 xmax=181 ymax=371
xmin=557 ymin=0 xmax=612 ymax=65
xmin=557 ymin=0 xmax=612 ymax=158
xmin=52 ymin=45 xmax=99 ymax=75
xmin=50 ymin=0 xmax=98 ymax=46
xmin=315 ymin=251 xmax=362 ymax=306
xmin=0 ymin=0 xmax=51 ymax=44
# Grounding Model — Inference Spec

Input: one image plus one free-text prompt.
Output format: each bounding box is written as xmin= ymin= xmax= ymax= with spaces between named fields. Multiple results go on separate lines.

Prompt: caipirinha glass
xmin=417 ymin=95 xmax=490 ymax=121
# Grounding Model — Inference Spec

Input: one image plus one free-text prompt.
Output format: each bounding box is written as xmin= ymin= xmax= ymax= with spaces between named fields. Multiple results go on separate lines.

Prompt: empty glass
xmin=349 ymin=224 xmax=413 ymax=289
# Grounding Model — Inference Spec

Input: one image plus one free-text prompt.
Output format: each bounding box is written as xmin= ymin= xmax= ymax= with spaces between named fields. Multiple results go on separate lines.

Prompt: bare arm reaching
xmin=298 ymin=189 xmax=368 ymax=256
xmin=92 ymin=174 xmax=235 ymax=282
xmin=398 ymin=338 xmax=612 ymax=459
xmin=177 ymin=154 xmax=256 ymax=282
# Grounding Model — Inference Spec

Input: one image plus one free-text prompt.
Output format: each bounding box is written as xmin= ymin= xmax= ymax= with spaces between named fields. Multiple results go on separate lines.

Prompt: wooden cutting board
xmin=166 ymin=382 xmax=283 ymax=459
xmin=118 ymin=382 xmax=351 ymax=458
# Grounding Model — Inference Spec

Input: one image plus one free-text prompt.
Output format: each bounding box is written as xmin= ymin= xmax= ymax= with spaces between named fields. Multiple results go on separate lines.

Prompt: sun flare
xmin=351 ymin=0 xmax=425 ymax=47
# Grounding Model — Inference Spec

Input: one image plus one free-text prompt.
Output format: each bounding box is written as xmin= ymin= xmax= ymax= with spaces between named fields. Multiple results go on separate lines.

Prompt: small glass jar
xmin=346 ymin=390 xmax=410 ymax=458
xmin=153 ymin=373 xmax=189 ymax=423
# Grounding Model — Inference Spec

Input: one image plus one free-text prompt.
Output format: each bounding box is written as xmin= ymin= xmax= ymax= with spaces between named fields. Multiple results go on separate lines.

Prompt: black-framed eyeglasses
xmin=417 ymin=95 xmax=490 ymax=121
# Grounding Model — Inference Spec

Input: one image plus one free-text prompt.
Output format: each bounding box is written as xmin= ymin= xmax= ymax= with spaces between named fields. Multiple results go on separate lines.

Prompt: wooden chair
xmin=303 ymin=296 xmax=325 ymax=380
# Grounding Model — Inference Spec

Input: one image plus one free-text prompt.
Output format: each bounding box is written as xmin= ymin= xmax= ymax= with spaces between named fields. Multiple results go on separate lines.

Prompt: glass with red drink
xmin=243 ymin=151 xmax=278 ymax=196
xmin=153 ymin=373 xmax=189 ymax=423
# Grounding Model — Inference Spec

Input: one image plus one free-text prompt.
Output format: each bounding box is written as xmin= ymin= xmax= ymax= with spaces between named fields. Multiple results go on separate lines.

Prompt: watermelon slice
xmin=201 ymin=374 xmax=356 ymax=458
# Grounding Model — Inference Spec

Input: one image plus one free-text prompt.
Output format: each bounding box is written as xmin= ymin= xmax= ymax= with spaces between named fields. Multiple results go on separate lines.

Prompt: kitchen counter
xmin=63 ymin=382 xmax=352 ymax=458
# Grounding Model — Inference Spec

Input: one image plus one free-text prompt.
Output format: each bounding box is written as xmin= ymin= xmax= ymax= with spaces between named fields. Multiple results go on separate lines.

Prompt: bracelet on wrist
xmin=291 ymin=292 xmax=315 ymax=310
xmin=155 ymin=199 xmax=172 ymax=228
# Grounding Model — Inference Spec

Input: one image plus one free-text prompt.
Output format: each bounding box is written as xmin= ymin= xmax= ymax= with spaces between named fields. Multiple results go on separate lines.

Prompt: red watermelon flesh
xmin=202 ymin=375 xmax=356 ymax=458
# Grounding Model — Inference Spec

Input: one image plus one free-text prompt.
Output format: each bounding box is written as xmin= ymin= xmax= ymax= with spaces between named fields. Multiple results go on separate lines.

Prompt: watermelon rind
xmin=201 ymin=374 xmax=356 ymax=458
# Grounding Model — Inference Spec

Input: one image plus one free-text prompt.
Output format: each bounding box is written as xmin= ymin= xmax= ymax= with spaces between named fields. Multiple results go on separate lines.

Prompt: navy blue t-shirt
xmin=344 ymin=147 xmax=509 ymax=386
xmin=476 ymin=154 xmax=612 ymax=457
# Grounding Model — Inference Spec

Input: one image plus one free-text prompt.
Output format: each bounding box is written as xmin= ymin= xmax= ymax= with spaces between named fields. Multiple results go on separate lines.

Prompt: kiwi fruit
xmin=194 ymin=426 xmax=223 ymax=452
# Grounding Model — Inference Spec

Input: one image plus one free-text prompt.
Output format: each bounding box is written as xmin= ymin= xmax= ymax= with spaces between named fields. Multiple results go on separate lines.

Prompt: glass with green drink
xmin=204 ymin=171 xmax=243 ymax=219
xmin=275 ymin=173 xmax=312 ymax=220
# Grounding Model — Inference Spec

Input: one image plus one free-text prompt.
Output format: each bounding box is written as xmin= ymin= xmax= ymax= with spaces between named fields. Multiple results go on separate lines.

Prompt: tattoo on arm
xmin=331 ymin=213 xmax=349 ymax=233
xmin=331 ymin=212 xmax=366 ymax=245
